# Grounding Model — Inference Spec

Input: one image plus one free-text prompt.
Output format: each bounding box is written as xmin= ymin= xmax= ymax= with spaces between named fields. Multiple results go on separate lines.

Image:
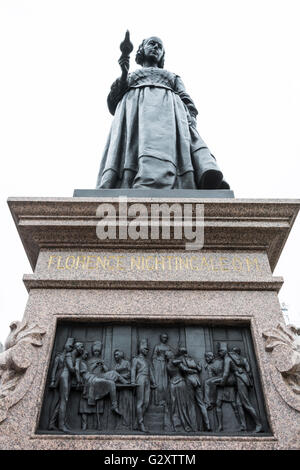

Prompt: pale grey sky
xmin=0 ymin=0 xmax=299 ymax=344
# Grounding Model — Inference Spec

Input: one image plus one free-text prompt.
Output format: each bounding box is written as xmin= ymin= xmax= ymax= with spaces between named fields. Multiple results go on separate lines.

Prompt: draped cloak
xmin=96 ymin=67 xmax=229 ymax=190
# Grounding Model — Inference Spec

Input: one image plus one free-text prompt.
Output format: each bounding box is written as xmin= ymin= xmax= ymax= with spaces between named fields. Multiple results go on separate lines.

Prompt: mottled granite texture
xmin=1 ymin=197 xmax=299 ymax=450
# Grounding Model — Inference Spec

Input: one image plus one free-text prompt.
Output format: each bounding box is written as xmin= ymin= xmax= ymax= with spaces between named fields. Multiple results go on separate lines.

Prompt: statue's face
xmin=218 ymin=348 xmax=226 ymax=358
xmin=161 ymin=334 xmax=168 ymax=344
xmin=205 ymin=352 xmax=214 ymax=363
xmin=75 ymin=342 xmax=84 ymax=355
xmin=65 ymin=338 xmax=74 ymax=352
xmin=141 ymin=346 xmax=149 ymax=356
xmin=232 ymin=347 xmax=241 ymax=355
xmin=93 ymin=347 xmax=101 ymax=357
xmin=114 ymin=351 xmax=121 ymax=361
xmin=143 ymin=37 xmax=164 ymax=65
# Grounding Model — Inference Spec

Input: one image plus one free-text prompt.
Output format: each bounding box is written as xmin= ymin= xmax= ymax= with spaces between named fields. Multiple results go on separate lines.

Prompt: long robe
xmin=96 ymin=67 xmax=229 ymax=190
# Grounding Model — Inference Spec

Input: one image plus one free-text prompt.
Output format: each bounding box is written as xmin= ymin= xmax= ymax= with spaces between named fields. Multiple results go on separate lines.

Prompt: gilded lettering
xmin=146 ymin=256 xmax=154 ymax=270
xmin=220 ymin=257 xmax=229 ymax=271
xmin=86 ymin=256 xmax=96 ymax=270
xmin=76 ymin=255 xmax=87 ymax=269
xmin=116 ymin=256 xmax=125 ymax=271
xmin=131 ymin=256 xmax=141 ymax=270
xmin=200 ymin=256 xmax=210 ymax=270
xmin=233 ymin=257 xmax=243 ymax=271
xmin=189 ymin=256 xmax=199 ymax=271
xmin=96 ymin=256 xmax=107 ymax=270
xmin=245 ymin=257 xmax=261 ymax=272
xmin=155 ymin=256 xmax=165 ymax=270
xmin=57 ymin=256 xmax=65 ymax=270
xmin=48 ymin=255 xmax=56 ymax=269
xmin=65 ymin=256 xmax=76 ymax=270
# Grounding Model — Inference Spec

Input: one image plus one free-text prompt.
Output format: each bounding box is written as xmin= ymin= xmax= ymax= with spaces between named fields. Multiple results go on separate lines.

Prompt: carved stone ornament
xmin=0 ymin=320 xmax=46 ymax=423
xmin=262 ymin=322 xmax=300 ymax=411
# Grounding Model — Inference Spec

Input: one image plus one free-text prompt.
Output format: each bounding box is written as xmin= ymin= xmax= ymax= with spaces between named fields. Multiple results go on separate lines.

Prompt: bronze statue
xmin=96 ymin=33 xmax=229 ymax=190
xmin=174 ymin=346 xmax=211 ymax=431
xmin=131 ymin=338 xmax=157 ymax=432
xmin=48 ymin=337 xmax=76 ymax=432
xmin=152 ymin=333 xmax=172 ymax=406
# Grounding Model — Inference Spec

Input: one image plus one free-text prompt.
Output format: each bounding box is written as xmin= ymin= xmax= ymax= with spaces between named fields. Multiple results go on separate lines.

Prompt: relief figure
xmin=165 ymin=350 xmax=197 ymax=432
xmin=174 ymin=346 xmax=211 ymax=431
xmin=113 ymin=349 xmax=133 ymax=430
xmin=48 ymin=337 xmax=76 ymax=432
xmin=152 ymin=333 xmax=172 ymax=406
xmin=131 ymin=339 xmax=157 ymax=432
xmin=228 ymin=346 xmax=262 ymax=432
xmin=77 ymin=340 xmax=126 ymax=429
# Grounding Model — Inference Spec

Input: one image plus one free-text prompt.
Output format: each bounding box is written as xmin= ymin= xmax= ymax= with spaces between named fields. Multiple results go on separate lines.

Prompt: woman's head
xmin=91 ymin=340 xmax=102 ymax=357
xmin=114 ymin=349 xmax=125 ymax=361
xmin=160 ymin=333 xmax=168 ymax=343
xmin=135 ymin=37 xmax=165 ymax=68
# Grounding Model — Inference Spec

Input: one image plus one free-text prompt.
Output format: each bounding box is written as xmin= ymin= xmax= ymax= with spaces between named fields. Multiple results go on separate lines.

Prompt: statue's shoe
xmin=112 ymin=406 xmax=122 ymax=416
xmin=254 ymin=424 xmax=262 ymax=433
xmin=138 ymin=423 xmax=149 ymax=433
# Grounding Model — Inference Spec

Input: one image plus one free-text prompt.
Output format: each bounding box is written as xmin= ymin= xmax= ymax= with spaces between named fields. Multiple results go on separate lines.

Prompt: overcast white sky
xmin=0 ymin=0 xmax=299 ymax=344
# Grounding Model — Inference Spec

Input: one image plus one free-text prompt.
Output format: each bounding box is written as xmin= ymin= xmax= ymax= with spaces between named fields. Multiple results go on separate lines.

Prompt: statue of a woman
xmin=113 ymin=349 xmax=133 ymax=429
xmin=152 ymin=333 xmax=172 ymax=406
xmin=96 ymin=35 xmax=229 ymax=190
xmin=165 ymin=350 xmax=197 ymax=432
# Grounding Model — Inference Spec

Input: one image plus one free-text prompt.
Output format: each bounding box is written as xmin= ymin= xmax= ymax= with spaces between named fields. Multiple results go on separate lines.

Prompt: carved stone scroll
xmin=0 ymin=320 xmax=46 ymax=423
xmin=262 ymin=322 xmax=300 ymax=411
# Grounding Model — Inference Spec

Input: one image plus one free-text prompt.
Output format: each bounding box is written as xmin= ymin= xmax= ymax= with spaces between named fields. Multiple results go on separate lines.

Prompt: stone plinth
xmin=0 ymin=197 xmax=299 ymax=449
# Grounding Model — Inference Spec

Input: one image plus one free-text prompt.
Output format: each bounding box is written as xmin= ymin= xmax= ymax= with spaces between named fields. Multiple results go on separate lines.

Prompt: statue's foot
xmin=206 ymin=424 xmax=212 ymax=432
xmin=112 ymin=406 xmax=122 ymax=416
xmin=240 ymin=425 xmax=246 ymax=431
xmin=48 ymin=424 xmax=57 ymax=431
xmin=59 ymin=425 xmax=71 ymax=433
xmin=138 ymin=423 xmax=149 ymax=433
xmin=184 ymin=426 xmax=192 ymax=432
xmin=254 ymin=424 xmax=262 ymax=433
xmin=217 ymin=425 xmax=223 ymax=432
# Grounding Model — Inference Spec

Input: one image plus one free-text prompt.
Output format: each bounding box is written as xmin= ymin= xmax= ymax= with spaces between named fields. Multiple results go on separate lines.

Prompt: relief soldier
xmin=204 ymin=344 xmax=243 ymax=432
xmin=48 ymin=337 xmax=76 ymax=432
xmin=131 ymin=339 xmax=157 ymax=432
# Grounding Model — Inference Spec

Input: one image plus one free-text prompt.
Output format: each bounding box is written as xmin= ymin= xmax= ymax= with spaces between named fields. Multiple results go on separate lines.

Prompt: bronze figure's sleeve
xmin=107 ymin=78 xmax=129 ymax=116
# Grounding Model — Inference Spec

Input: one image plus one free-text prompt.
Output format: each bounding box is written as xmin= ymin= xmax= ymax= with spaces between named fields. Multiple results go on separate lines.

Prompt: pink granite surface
xmin=0 ymin=288 xmax=299 ymax=449
xmin=1 ymin=197 xmax=299 ymax=449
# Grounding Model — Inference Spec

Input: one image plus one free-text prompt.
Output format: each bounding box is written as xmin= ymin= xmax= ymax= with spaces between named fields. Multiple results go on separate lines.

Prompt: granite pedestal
xmin=0 ymin=196 xmax=299 ymax=449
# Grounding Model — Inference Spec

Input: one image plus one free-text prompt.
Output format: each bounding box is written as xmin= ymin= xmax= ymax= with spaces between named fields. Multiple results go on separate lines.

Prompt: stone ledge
xmin=23 ymin=275 xmax=284 ymax=292
xmin=8 ymin=197 xmax=300 ymax=272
